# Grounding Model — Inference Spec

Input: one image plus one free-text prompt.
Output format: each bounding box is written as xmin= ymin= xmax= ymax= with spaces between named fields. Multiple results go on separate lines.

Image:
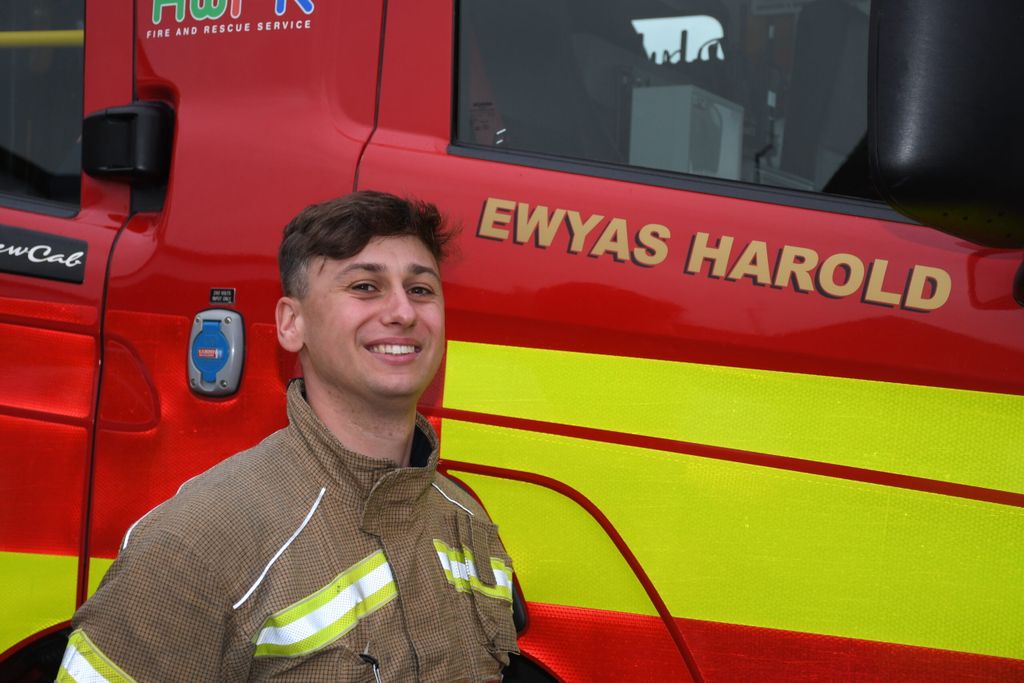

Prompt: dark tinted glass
xmin=0 ymin=1 xmax=85 ymax=207
xmin=457 ymin=0 xmax=876 ymax=200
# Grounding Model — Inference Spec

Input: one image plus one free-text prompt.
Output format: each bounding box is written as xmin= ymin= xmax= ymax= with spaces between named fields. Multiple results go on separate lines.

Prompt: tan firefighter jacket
xmin=58 ymin=380 xmax=519 ymax=682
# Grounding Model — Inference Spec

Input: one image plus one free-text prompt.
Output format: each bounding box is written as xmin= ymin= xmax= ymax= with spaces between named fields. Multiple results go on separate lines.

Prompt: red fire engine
xmin=1 ymin=0 xmax=1022 ymax=680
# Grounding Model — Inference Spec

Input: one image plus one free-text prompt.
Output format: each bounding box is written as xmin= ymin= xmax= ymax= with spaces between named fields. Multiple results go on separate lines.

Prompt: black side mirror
xmin=869 ymin=0 xmax=1024 ymax=247
xmin=83 ymin=101 xmax=174 ymax=187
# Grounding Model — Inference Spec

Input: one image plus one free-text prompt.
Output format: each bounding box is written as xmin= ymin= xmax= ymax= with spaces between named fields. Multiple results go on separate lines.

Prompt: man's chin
xmin=369 ymin=382 xmax=429 ymax=406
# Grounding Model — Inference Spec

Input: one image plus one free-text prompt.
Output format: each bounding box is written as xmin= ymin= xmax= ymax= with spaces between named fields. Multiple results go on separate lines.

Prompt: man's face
xmin=280 ymin=235 xmax=445 ymax=410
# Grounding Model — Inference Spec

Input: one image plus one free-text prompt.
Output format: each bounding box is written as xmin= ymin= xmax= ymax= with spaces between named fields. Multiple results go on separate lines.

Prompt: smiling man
xmin=58 ymin=192 xmax=519 ymax=682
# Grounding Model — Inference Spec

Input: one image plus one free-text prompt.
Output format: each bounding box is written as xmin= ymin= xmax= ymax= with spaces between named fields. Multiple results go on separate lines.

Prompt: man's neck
xmin=303 ymin=378 xmax=418 ymax=468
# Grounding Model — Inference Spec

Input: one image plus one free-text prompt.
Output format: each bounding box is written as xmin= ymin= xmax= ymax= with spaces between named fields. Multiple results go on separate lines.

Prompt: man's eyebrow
xmin=408 ymin=263 xmax=440 ymax=279
xmin=337 ymin=262 xmax=385 ymax=276
xmin=335 ymin=262 xmax=440 ymax=279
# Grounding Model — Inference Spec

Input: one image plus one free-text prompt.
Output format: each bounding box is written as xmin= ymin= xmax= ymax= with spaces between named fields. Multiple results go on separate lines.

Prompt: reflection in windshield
xmin=631 ymin=15 xmax=726 ymax=65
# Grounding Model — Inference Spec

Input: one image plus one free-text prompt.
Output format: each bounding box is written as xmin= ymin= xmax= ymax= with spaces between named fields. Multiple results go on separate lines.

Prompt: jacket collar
xmin=284 ymin=379 xmax=439 ymax=535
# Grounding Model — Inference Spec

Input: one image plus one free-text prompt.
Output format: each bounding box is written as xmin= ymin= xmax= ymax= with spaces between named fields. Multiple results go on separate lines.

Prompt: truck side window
xmin=456 ymin=0 xmax=876 ymax=201
xmin=0 ymin=1 xmax=85 ymax=207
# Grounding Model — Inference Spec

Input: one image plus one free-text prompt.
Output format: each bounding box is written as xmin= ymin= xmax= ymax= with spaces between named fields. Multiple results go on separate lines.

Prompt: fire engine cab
xmin=1 ymin=0 xmax=1022 ymax=680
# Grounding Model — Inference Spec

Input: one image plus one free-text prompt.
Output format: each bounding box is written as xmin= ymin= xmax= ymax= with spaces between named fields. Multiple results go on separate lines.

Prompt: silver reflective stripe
xmin=432 ymin=482 xmax=475 ymax=516
xmin=433 ymin=539 xmax=514 ymax=602
xmin=234 ymin=486 xmax=326 ymax=609
xmin=491 ymin=559 xmax=514 ymax=594
xmin=58 ymin=643 xmax=107 ymax=683
xmin=253 ymin=550 xmax=397 ymax=657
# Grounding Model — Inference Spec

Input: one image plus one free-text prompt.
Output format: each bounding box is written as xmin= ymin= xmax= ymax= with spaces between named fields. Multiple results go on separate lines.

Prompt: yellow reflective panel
xmin=445 ymin=341 xmax=1024 ymax=493
xmin=0 ymin=551 xmax=77 ymax=653
xmin=443 ymin=420 xmax=1024 ymax=659
xmin=451 ymin=473 xmax=657 ymax=617
xmin=88 ymin=557 xmax=115 ymax=597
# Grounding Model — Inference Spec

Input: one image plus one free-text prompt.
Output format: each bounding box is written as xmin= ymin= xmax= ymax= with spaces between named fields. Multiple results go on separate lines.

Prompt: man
xmin=58 ymin=191 xmax=519 ymax=681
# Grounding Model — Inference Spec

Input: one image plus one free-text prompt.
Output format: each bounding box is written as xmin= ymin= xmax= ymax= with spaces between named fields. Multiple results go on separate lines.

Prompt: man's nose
xmin=381 ymin=288 xmax=416 ymax=326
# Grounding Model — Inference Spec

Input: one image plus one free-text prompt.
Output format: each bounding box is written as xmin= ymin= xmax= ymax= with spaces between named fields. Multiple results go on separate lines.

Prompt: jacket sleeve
xmin=58 ymin=528 xmax=241 ymax=683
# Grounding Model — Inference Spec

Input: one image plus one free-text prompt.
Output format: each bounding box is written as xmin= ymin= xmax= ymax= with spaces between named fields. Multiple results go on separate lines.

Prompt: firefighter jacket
xmin=58 ymin=379 xmax=519 ymax=682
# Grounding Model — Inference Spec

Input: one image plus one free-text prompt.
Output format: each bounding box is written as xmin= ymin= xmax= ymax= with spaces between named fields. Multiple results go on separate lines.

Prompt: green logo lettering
xmin=190 ymin=0 xmax=229 ymax=20
xmin=153 ymin=0 xmax=186 ymax=24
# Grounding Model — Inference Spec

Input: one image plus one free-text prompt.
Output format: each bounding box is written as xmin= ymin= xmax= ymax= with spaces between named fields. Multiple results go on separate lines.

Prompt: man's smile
xmin=367 ymin=343 xmax=421 ymax=355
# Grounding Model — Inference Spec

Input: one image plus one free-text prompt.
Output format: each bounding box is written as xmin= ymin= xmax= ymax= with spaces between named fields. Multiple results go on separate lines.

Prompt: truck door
xmin=82 ymin=0 xmax=385 ymax=614
xmin=359 ymin=1 xmax=1024 ymax=680
xmin=0 ymin=0 xmax=133 ymax=661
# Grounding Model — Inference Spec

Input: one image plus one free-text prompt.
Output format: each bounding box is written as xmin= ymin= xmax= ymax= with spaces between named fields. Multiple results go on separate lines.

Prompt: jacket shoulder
xmin=121 ymin=428 xmax=318 ymax=572
xmin=431 ymin=472 xmax=492 ymax=520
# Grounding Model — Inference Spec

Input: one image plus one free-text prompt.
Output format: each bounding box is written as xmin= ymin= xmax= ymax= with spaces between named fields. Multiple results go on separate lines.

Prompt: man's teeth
xmin=370 ymin=344 xmax=417 ymax=355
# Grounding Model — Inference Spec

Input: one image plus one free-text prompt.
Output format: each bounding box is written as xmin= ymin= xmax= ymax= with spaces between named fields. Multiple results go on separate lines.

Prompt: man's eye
xmin=409 ymin=286 xmax=435 ymax=297
xmin=351 ymin=282 xmax=378 ymax=292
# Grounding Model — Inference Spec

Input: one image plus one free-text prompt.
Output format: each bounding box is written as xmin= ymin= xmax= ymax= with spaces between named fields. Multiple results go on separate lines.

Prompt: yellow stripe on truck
xmin=88 ymin=557 xmax=115 ymax=597
xmin=444 ymin=341 xmax=1024 ymax=494
xmin=443 ymin=421 xmax=1024 ymax=660
xmin=0 ymin=551 xmax=77 ymax=654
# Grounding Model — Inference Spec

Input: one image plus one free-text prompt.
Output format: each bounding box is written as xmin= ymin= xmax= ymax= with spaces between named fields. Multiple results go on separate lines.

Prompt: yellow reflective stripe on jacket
xmin=252 ymin=550 xmax=396 ymax=657
xmin=433 ymin=539 xmax=514 ymax=601
xmin=57 ymin=629 xmax=136 ymax=683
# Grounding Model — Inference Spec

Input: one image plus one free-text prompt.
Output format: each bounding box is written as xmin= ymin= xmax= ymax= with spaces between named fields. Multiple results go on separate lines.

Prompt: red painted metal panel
xmin=0 ymin=323 xmax=94 ymax=420
xmin=129 ymin=0 xmax=384 ymax=325
xmin=519 ymin=603 xmax=689 ymax=682
xmin=520 ymin=603 xmax=1024 ymax=682
xmin=0 ymin=416 xmax=85 ymax=555
xmin=79 ymin=0 xmax=133 ymax=223
xmin=0 ymin=297 xmax=96 ymax=328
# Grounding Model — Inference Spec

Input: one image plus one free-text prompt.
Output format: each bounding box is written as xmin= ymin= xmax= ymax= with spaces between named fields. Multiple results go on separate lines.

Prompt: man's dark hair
xmin=279 ymin=190 xmax=455 ymax=297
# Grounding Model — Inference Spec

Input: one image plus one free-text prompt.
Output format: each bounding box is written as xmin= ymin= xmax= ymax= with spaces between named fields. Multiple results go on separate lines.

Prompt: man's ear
xmin=276 ymin=296 xmax=305 ymax=353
